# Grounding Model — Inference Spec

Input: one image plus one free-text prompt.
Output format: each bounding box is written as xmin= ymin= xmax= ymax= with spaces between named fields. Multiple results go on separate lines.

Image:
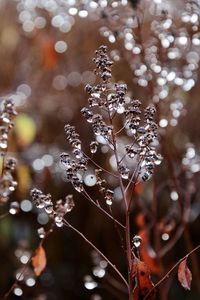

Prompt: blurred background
xmin=0 ymin=0 xmax=200 ymax=299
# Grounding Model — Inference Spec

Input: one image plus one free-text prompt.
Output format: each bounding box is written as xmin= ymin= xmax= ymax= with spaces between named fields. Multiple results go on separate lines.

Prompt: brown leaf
xmin=32 ymin=245 xmax=47 ymax=276
xmin=132 ymin=259 xmax=155 ymax=300
xmin=178 ymin=259 xmax=192 ymax=290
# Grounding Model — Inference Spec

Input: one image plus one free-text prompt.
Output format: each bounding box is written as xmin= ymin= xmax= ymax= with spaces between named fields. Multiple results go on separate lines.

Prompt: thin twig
xmin=106 ymin=99 xmax=133 ymax=298
xmin=2 ymin=253 xmax=33 ymax=300
xmin=158 ymin=226 xmax=184 ymax=258
xmin=2 ymin=226 xmax=54 ymax=300
xmin=115 ymin=124 xmax=126 ymax=135
xmin=0 ymin=212 xmax=9 ymax=220
xmin=63 ymin=219 xmax=129 ymax=289
xmin=83 ymin=152 xmax=119 ymax=179
xmin=143 ymin=244 xmax=200 ymax=300
xmin=125 ymin=158 xmax=142 ymax=194
xmin=82 ymin=189 xmax=125 ymax=229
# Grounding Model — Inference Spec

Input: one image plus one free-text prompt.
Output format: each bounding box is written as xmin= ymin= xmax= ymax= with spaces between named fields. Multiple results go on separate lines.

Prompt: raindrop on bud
xmin=45 ymin=204 xmax=53 ymax=214
xmin=132 ymin=235 xmax=142 ymax=248
xmin=106 ymin=199 xmax=112 ymax=205
xmin=90 ymin=141 xmax=98 ymax=154
xmin=64 ymin=195 xmax=75 ymax=212
xmin=37 ymin=227 xmax=46 ymax=239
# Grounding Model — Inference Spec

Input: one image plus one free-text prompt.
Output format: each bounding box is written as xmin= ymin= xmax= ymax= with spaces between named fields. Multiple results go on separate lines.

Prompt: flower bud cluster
xmin=62 ymin=125 xmax=89 ymax=191
xmin=0 ymin=99 xmax=18 ymax=204
xmin=83 ymin=46 xmax=161 ymax=182
xmin=0 ymin=157 xmax=18 ymax=203
xmin=60 ymin=46 xmax=161 ymax=208
xmin=95 ymin=169 xmax=114 ymax=205
xmin=30 ymin=188 xmax=74 ymax=228
xmin=55 ymin=195 xmax=74 ymax=227
xmin=125 ymin=103 xmax=161 ymax=181
xmin=60 ymin=147 xmax=88 ymax=193
xmin=0 ymin=99 xmax=17 ymax=153
xmin=93 ymin=45 xmax=113 ymax=81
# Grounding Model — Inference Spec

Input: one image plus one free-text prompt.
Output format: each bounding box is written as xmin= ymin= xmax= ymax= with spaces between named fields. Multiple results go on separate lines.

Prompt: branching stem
xmin=143 ymin=244 xmax=200 ymax=300
xmin=63 ymin=219 xmax=129 ymax=288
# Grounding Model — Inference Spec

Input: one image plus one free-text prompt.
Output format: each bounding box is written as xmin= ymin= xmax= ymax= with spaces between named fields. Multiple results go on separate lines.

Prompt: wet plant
xmin=29 ymin=46 xmax=162 ymax=299
xmin=0 ymin=99 xmax=18 ymax=215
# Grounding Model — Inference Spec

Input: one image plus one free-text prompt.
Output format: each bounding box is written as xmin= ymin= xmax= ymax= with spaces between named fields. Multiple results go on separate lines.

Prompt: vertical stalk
xmin=113 ymin=136 xmax=133 ymax=299
xmin=106 ymin=107 xmax=133 ymax=298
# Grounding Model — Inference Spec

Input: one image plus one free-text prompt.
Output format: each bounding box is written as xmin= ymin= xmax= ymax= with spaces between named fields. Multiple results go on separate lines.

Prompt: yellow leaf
xmin=14 ymin=114 xmax=36 ymax=146
xmin=17 ymin=164 xmax=31 ymax=197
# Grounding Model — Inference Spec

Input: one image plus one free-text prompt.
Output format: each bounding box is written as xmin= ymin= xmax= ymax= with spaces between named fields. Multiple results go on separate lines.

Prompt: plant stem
xmin=143 ymin=244 xmax=200 ymax=300
xmin=105 ymin=89 xmax=133 ymax=298
xmin=2 ymin=226 xmax=53 ymax=299
xmin=0 ymin=212 xmax=9 ymax=220
xmin=63 ymin=219 xmax=129 ymax=288
xmin=82 ymin=189 xmax=125 ymax=229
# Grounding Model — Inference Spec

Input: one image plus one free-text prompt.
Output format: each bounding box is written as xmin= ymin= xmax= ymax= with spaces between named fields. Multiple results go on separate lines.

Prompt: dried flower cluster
xmin=30 ymin=188 xmax=74 ymax=229
xmin=0 ymin=157 xmax=18 ymax=203
xmin=99 ymin=0 xmax=200 ymax=129
xmin=0 ymin=99 xmax=18 ymax=204
xmin=60 ymin=46 xmax=161 ymax=205
xmin=0 ymin=99 xmax=17 ymax=153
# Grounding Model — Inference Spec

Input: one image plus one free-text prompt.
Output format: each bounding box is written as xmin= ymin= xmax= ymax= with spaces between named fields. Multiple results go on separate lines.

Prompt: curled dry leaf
xmin=178 ymin=259 xmax=192 ymax=290
xmin=132 ymin=258 xmax=155 ymax=300
xmin=32 ymin=245 xmax=47 ymax=276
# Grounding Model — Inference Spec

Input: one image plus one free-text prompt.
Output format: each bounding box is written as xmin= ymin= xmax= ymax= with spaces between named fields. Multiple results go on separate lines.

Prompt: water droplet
xmin=36 ymin=202 xmax=45 ymax=209
xmin=154 ymin=154 xmax=162 ymax=165
xmin=55 ymin=220 xmax=63 ymax=227
xmin=84 ymin=174 xmax=97 ymax=187
xmin=26 ymin=277 xmax=36 ymax=287
xmin=38 ymin=227 xmax=46 ymax=239
xmin=55 ymin=215 xmax=63 ymax=227
xmin=84 ymin=275 xmax=98 ymax=290
xmin=45 ymin=204 xmax=53 ymax=214
xmin=90 ymin=141 xmax=98 ymax=153
xmin=162 ymin=233 xmax=169 ymax=241
xmin=170 ymin=190 xmax=179 ymax=201
xmin=73 ymin=148 xmax=83 ymax=159
xmin=0 ymin=140 xmax=7 ymax=149
xmin=93 ymin=266 xmax=106 ymax=278
xmin=106 ymin=199 xmax=112 ymax=205
xmin=132 ymin=235 xmax=142 ymax=248
xmin=9 ymin=201 xmax=19 ymax=215
xmin=64 ymin=194 xmax=75 ymax=212
xmin=14 ymin=287 xmax=23 ymax=296
xmin=73 ymin=181 xmax=84 ymax=193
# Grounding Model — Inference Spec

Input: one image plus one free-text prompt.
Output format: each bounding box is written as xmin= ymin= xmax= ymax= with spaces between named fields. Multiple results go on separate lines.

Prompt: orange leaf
xmin=32 ymin=245 xmax=47 ymax=276
xmin=42 ymin=39 xmax=58 ymax=70
xmin=138 ymin=229 xmax=159 ymax=275
xmin=135 ymin=183 xmax=142 ymax=196
xmin=132 ymin=259 xmax=155 ymax=300
xmin=178 ymin=259 xmax=192 ymax=290
xmin=135 ymin=213 xmax=145 ymax=229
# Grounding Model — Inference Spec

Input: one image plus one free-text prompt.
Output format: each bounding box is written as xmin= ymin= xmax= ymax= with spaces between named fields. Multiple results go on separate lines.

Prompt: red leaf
xmin=32 ymin=245 xmax=47 ymax=276
xmin=178 ymin=259 xmax=192 ymax=290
